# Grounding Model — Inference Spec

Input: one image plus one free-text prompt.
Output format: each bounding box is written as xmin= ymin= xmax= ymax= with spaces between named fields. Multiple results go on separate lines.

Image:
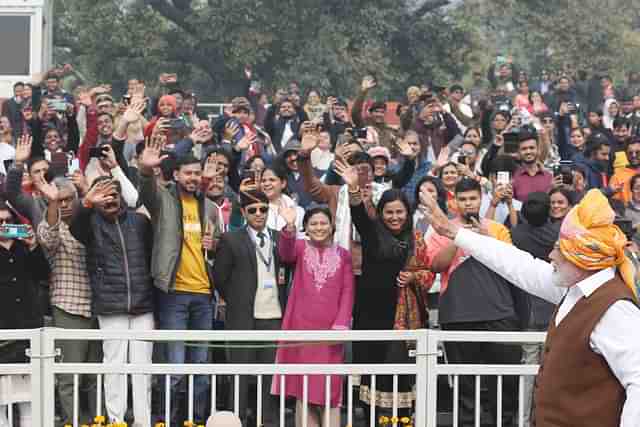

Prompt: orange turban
xmin=559 ymin=189 xmax=637 ymax=299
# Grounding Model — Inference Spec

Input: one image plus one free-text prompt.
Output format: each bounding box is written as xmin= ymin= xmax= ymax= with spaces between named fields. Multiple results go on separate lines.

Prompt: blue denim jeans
xmin=157 ymin=292 xmax=213 ymax=421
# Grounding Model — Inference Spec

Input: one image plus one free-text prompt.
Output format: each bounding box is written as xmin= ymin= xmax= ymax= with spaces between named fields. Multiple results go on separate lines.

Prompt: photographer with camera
xmin=352 ymin=76 xmax=401 ymax=158
xmin=322 ymin=96 xmax=353 ymax=149
xmin=402 ymin=94 xmax=460 ymax=164
xmin=481 ymin=156 xmax=521 ymax=227
xmin=0 ymin=198 xmax=49 ymax=427
xmin=545 ymin=76 xmax=577 ymax=114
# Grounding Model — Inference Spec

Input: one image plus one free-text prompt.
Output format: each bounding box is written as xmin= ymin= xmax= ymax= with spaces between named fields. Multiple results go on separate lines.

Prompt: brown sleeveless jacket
xmin=533 ymin=276 xmax=637 ymax=427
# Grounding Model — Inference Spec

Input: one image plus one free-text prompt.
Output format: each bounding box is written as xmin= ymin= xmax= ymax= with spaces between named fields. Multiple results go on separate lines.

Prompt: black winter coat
xmin=0 ymin=241 xmax=49 ymax=363
xmin=70 ymin=205 xmax=154 ymax=315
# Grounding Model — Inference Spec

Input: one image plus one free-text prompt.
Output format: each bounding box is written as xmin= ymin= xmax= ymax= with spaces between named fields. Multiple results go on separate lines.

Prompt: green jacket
xmin=139 ymin=172 xmax=220 ymax=293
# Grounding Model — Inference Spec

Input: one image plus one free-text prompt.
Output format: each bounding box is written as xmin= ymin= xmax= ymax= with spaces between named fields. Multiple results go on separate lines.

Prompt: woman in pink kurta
xmin=271 ymin=206 xmax=354 ymax=427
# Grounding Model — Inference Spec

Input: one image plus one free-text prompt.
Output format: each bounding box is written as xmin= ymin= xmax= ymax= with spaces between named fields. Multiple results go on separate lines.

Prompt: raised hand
xmin=361 ymin=76 xmax=377 ymax=92
xmin=223 ymin=120 xmax=240 ymax=141
xmin=85 ymin=179 xmax=117 ymax=208
xmin=396 ymin=138 xmax=417 ymax=159
xmin=124 ymin=102 xmax=145 ymax=123
xmin=334 ymin=158 xmax=359 ymax=188
xmin=202 ymin=156 xmax=219 ymax=180
xmin=139 ymin=137 xmax=168 ymax=171
xmin=33 ymin=175 xmax=59 ymax=202
xmin=278 ymin=205 xmax=298 ymax=228
xmin=235 ymin=132 xmax=256 ymax=152
xmin=15 ymin=135 xmax=32 ymax=164
xmin=71 ymin=170 xmax=89 ymax=196
xmin=190 ymin=126 xmax=213 ymax=145
xmin=419 ymin=188 xmax=458 ymax=239
xmin=101 ymin=144 xmax=118 ymax=170
xmin=78 ymin=91 xmax=93 ymax=107
xmin=239 ymin=177 xmax=259 ymax=194
xmin=152 ymin=118 xmax=171 ymax=137
xmin=300 ymin=133 xmax=319 ymax=154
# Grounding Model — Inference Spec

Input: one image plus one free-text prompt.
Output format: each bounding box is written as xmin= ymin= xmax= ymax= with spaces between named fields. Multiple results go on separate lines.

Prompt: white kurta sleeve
xmin=453 ymin=227 xmax=564 ymax=304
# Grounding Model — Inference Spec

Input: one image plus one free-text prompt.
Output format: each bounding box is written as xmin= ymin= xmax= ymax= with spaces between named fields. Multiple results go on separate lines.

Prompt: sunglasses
xmin=246 ymin=206 xmax=268 ymax=215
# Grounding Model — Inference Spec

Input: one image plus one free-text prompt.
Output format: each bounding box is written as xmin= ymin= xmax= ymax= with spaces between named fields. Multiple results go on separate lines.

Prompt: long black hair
xmin=374 ymin=189 xmax=414 ymax=264
xmin=414 ymin=175 xmax=448 ymax=214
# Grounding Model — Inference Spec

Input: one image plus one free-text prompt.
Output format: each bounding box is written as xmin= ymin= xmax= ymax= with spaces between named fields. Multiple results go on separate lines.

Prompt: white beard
xmin=552 ymin=265 xmax=581 ymax=288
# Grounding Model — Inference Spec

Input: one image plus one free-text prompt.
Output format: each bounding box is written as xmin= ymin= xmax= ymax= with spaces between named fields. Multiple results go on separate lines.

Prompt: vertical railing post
xmin=40 ymin=328 xmax=57 ymax=427
xmin=425 ymin=329 xmax=439 ymax=427
xmin=414 ymin=329 xmax=428 ymax=427
xmin=29 ymin=330 xmax=42 ymax=427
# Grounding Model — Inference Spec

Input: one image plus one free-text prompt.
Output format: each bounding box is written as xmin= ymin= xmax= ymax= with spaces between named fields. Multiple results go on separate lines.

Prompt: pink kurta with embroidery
xmin=271 ymin=230 xmax=355 ymax=407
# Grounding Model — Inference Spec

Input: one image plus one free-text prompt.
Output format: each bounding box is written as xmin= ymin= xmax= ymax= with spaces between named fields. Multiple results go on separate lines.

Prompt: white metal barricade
xmin=0 ymin=328 xmax=548 ymax=427
xmin=39 ymin=328 xmax=426 ymax=427
xmin=0 ymin=329 xmax=43 ymax=427
xmin=424 ymin=330 xmax=546 ymax=427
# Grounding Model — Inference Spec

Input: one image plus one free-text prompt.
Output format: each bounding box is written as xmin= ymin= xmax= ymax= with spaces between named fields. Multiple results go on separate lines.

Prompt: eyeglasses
xmin=246 ymin=206 xmax=268 ymax=215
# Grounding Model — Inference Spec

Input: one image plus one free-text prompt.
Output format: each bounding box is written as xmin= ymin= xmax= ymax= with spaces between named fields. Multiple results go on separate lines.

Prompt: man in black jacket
xmin=213 ymin=190 xmax=285 ymax=427
xmin=264 ymin=97 xmax=308 ymax=152
xmin=70 ymin=177 xmax=154 ymax=427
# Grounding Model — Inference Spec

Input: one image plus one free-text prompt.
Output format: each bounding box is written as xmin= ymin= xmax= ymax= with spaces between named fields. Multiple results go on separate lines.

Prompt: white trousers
xmin=98 ymin=313 xmax=154 ymax=427
xmin=0 ymin=403 xmax=31 ymax=427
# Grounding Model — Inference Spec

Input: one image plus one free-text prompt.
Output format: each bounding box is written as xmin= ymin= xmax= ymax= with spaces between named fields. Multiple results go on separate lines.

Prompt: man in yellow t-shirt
xmin=174 ymin=194 xmax=211 ymax=294
xmin=139 ymin=149 xmax=216 ymax=424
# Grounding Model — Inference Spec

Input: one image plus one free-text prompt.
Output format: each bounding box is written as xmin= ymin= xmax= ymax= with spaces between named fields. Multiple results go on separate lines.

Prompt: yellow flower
xmin=155 ymin=423 xmax=166 ymax=427
xmin=390 ymin=416 xmax=399 ymax=424
xmin=400 ymin=417 xmax=411 ymax=424
xmin=379 ymin=415 xmax=390 ymax=425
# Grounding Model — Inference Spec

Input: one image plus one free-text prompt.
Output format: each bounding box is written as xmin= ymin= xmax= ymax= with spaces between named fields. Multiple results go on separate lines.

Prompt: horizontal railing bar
xmin=0 ymin=365 xmax=33 ymax=375
xmin=50 ymin=363 xmax=418 ymax=375
xmin=435 ymin=364 xmax=539 ymax=375
xmin=0 ymin=329 xmax=42 ymax=339
xmin=42 ymin=328 xmax=425 ymax=341
xmin=430 ymin=330 xmax=546 ymax=343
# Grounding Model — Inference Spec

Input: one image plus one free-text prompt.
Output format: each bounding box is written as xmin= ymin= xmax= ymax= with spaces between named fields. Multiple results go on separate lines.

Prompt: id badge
xmin=277 ymin=268 xmax=286 ymax=286
xmin=263 ymin=279 xmax=276 ymax=290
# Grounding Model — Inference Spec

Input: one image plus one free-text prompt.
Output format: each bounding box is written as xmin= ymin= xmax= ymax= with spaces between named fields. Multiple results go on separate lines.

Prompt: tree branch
xmin=414 ymin=0 xmax=450 ymax=17
xmin=143 ymin=0 xmax=195 ymax=33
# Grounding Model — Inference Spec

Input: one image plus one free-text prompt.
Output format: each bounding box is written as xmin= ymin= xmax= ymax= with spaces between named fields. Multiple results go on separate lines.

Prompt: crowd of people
xmin=0 ymin=59 xmax=639 ymax=427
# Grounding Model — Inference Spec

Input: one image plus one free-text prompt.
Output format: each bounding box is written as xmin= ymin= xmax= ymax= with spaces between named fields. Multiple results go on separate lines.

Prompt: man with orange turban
xmin=422 ymin=188 xmax=640 ymax=427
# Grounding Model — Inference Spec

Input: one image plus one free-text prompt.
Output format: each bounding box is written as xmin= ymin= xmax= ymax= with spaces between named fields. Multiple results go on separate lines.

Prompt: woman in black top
xmin=336 ymin=159 xmax=416 ymax=418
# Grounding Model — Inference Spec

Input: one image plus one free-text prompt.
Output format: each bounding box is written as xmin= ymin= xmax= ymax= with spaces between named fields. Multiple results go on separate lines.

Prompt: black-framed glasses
xmin=247 ymin=206 xmax=268 ymax=215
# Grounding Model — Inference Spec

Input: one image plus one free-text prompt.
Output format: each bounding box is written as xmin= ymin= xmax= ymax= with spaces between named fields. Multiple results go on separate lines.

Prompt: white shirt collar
xmin=247 ymin=225 xmax=269 ymax=241
xmin=575 ymin=267 xmax=615 ymax=298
